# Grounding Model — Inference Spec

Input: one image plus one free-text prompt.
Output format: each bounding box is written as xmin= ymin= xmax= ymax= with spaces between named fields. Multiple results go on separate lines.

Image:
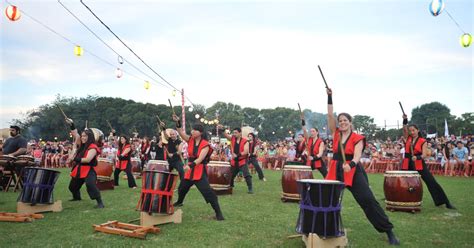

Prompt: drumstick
xmin=168 ymin=99 xmax=176 ymax=115
xmin=106 ymin=119 xmax=114 ymax=130
xmin=318 ymin=65 xmax=329 ymax=89
xmin=85 ymin=120 xmax=88 ymax=129
xmin=297 ymin=103 xmax=302 ymax=113
xmin=56 ymin=104 xmax=68 ymax=119
xmin=287 ymin=234 xmax=303 ymax=239
xmin=398 ymin=101 xmax=406 ymax=116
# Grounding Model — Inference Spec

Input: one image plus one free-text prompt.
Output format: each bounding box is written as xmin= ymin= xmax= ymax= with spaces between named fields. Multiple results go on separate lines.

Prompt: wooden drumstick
xmin=56 ymin=104 xmax=68 ymax=119
xmin=85 ymin=120 xmax=88 ymax=130
xmin=297 ymin=103 xmax=302 ymax=113
xmin=168 ymin=99 xmax=176 ymax=115
xmin=399 ymin=101 xmax=406 ymax=116
xmin=318 ymin=65 xmax=329 ymax=89
xmin=106 ymin=119 xmax=114 ymax=131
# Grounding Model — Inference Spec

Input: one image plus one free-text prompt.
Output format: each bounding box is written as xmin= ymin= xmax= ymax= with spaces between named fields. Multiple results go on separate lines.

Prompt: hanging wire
xmin=444 ymin=9 xmax=466 ymax=34
xmin=80 ymin=0 xmax=196 ymax=106
xmin=4 ymin=0 xmax=150 ymax=85
xmin=57 ymin=0 xmax=171 ymax=90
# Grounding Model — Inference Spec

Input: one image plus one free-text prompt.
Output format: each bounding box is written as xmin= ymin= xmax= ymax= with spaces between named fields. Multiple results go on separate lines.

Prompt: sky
xmin=0 ymin=0 xmax=472 ymax=129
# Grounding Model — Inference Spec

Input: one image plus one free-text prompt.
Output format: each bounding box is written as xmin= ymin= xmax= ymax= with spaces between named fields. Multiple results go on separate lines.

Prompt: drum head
xmin=297 ymin=179 xmax=343 ymax=185
xmin=283 ymin=165 xmax=311 ymax=170
xmin=385 ymin=170 xmax=418 ymax=174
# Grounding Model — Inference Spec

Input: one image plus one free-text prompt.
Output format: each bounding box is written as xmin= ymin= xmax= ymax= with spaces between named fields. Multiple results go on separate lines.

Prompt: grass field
xmin=0 ymin=169 xmax=473 ymax=247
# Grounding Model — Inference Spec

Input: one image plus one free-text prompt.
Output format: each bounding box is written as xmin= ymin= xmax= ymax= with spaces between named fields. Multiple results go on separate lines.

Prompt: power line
xmin=5 ymin=0 xmax=149 ymax=86
xmin=80 ymin=0 xmax=196 ymax=106
xmin=57 ymin=0 xmax=170 ymax=90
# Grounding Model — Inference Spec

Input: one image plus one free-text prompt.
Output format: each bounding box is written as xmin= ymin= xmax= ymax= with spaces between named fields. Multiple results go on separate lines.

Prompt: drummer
xmin=2 ymin=125 xmax=27 ymax=157
xmin=160 ymin=122 xmax=185 ymax=181
xmin=301 ymin=118 xmax=328 ymax=177
xmin=401 ymin=114 xmax=455 ymax=209
xmin=325 ymin=88 xmax=399 ymax=245
xmin=171 ymin=114 xmax=224 ymax=221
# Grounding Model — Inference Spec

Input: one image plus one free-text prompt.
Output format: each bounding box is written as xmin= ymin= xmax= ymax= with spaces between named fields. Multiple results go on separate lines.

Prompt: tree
xmin=410 ymin=102 xmax=453 ymax=135
xmin=352 ymin=115 xmax=377 ymax=137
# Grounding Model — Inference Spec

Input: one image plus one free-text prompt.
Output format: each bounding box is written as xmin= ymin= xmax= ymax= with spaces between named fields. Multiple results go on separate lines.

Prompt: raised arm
xmin=172 ymin=113 xmax=190 ymax=142
xmin=402 ymin=114 xmax=409 ymax=140
xmin=327 ymin=88 xmax=336 ymax=135
xmin=217 ymin=124 xmax=232 ymax=141
xmin=65 ymin=118 xmax=81 ymax=147
xmin=301 ymin=114 xmax=309 ymax=140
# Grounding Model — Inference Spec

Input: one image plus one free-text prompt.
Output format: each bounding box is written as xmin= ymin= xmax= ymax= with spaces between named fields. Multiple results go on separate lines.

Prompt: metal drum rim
xmin=283 ymin=165 xmax=311 ymax=170
xmin=24 ymin=166 xmax=61 ymax=173
xmin=297 ymin=179 xmax=344 ymax=185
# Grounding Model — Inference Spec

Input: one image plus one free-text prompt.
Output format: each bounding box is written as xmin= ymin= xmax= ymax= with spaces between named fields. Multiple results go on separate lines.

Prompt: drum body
xmin=137 ymin=170 xmax=178 ymax=214
xmin=131 ymin=158 xmax=141 ymax=173
xmin=384 ymin=170 xmax=423 ymax=212
xmin=15 ymin=155 xmax=35 ymax=167
xmin=96 ymin=158 xmax=113 ymax=177
xmin=18 ymin=167 xmax=60 ymax=205
xmin=296 ymin=179 xmax=345 ymax=238
xmin=281 ymin=165 xmax=313 ymax=201
xmin=206 ymin=161 xmax=232 ymax=195
xmin=147 ymin=160 xmax=169 ymax=172
xmin=0 ymin=155 xmax=15 ymax=168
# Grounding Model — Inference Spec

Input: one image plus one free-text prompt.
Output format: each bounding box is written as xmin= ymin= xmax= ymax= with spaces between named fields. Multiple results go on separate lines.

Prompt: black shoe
xmin=96 ymin=198 xmax=105 ymax=209
xmin=446 ymin=202 xmax=456 ymax=210
xmin=216 ymin=212 xmax=225 ymax=221
xmin=248 ymin=189 xmax=254 ymax=194
xmin=69 ymin=198 xmax=81 ymax=201
xmin=387 ymin=230 xmax=400 ymax=246
xmin=173 ymin=201 xmax=183 ymax=207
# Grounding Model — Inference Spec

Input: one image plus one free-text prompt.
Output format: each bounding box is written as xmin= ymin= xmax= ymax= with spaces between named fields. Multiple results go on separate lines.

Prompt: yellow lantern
xmin=460 ymin=33 xmax=472 ymax=48
xmin=204 ymin=120 xmax=209 ymax=124
xmin=200 ymin=118 xmax=205 ymax=122
xmin=215 ymin=119 xmax=219 ymax=124
xmin=5 ymin=5 xmax=21 ymax=21
xmin=144 ymin=81 xmax=150 ymax=90
xmin=74 ymin=45 xmax=83 ymax=56
xmin=172 ymin=90 xmax=177 ymax=97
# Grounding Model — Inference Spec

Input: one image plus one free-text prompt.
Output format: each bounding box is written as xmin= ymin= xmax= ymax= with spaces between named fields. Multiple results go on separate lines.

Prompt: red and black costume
xmin=247 ymin=139 xmax=265 ymax=180
xmin=295 ymin=139 xmax=307 ymax=164
xmin=229 ymin=137 xmax=253 ymax=192
xmin=306 ymin=137 xmax=328 ymax=177
xmin=402 ymin=135 xmax=451 ymax=206
xmin=326 ymin=129 xmax=394 ymax=233
xmin=68 ymin=143 xmax=102 ymax=201
xmin=114 ymin=144 xmax=137 ymax=188
xmin=173 ymin=137 xmax=223 ymax=220
xmin=166 ymin=137 xmax=184 ymax=181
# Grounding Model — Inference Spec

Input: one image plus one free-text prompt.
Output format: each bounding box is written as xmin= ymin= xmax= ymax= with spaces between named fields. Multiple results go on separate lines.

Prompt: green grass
xmin=0 ymin=169 xmax=473 ymax=247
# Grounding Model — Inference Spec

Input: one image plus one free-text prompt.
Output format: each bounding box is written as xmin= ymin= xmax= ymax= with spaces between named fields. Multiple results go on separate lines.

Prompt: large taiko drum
xmin=137 ymin=170 xmax=178 ymax=214
xmin=18 ymin=167 xmax=60 ymax=205
xmin=131 ymin=157 xmax=141 ymax=173
xmin=281 ymin=165 xmax=313 ymax=201
xmin=147 ymin=160 xmax=169 ymax=172
xmin=384 ymin=170 xmax=423 ymax=212
xmin=206 ymin=161 xmax=232 ymax=195
xmin=0 ymin=155 xmax=15 ymax=168
xmin=96 ymin=158 xmax=113 ymax=178
xmin=15 ymin=155 xmax=36 ymax=167
xmin=296 ymin=179 xmax=345 ymax=238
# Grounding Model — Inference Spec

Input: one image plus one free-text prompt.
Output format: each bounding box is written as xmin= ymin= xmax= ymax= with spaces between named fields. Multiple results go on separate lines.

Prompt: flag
xmin=444 ymin=119 xmax=449 ymax=138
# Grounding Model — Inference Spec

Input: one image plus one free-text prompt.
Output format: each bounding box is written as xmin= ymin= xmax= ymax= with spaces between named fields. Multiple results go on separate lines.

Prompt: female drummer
xmin=114 ymin=135 xmax=137 ymax=189
xmin=171 ymin=114 xmax=224 ymax=221
xmin=66 ymin=118 xmax=104 ymax=208
xmin=325 ymin=88 xmax=399 ymax=245
xmin=301 ymin=119 xmax=327 ymax=177
xmin=401 ymin=115 xmax=455 ymax=209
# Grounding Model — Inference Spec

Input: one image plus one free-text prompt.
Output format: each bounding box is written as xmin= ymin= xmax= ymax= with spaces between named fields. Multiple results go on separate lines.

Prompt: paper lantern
xmin=195 ymin=114 xmax=200 ymax=119
xmin=208 ymin=120 xmax=214 ymax=125
xmin=172 ymin=90 xmax=177 ymax=97
xmin=215 ymin=119 xmax=219 ymax=124
xmin=5 ymin=5 xmax=21 ymax=21
xmin=189 ymin=107 xmax=193 ymax=112
xmin=460 ymin=33 xmax=472 ymax=48
xmin=429 ymin=0 xmax=444 ymax=16
xmin=118 ymin=55 xmax=124 ymax=64
xmin=144 ymin=81 xmax=150 ymax=90
xmin=74 ymin=46 xmax=83 ymax=56
xmin=200 ymin=118 xmax=204 ymax=122
xmin=204 ymin=120 xmax=209 ymax=124
xmin=115 ymin=68 xmax=123 ymax=78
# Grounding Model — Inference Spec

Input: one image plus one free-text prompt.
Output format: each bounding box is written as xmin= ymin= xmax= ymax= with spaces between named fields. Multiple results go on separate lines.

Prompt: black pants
xmin=114 ymin=162 xmax=137 ymax=188
xmin=406 ymin=161 xmax=450 ymax=206
xmin=68 ymin=169 xmax=101 ymax=200
xmin=346 ymin=165 xmax=394 ymax=233
xmin=230 ymin=163 xmax=253 ymax=190
xmin=247 ymin=157 xmax=265 ymax=180
xmin=168 ymin=159 xmax=184 ymax=181
xmin=310 ymin=160 xmax=328 ymax=178
xmin=176 ymin=173 xmax=218 ymax=205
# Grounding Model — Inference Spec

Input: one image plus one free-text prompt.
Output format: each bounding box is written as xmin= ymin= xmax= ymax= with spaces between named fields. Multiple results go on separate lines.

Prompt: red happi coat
xmin=402 ymin=136 xmax=426 ymax=171
xmin=70 ymin=143 xmax=100 ymax=179
xmin=326 ymin=129 xmax=365 ymax=187
xmin=230 ymin=137 xmax=248 ymax=167
xmin=116 ymin=144 xmax=131 ymax=170
xmin=185 ymin=138 xmax=211 ymax=181
xmin=306 ymin=137 xmax=323 ymax=168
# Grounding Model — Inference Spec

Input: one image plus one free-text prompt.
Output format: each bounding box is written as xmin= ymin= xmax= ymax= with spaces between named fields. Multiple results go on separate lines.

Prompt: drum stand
xmin=281 ymin=192 xmax=300 ymax=202
xmin=93 ymin=220 xmax=160 ymax=239
xmin=302 ymin=232 xmax=348 ymax=248
xmin=140 ymin=209 xmax=182 ymax=226
xmin=210 ymin=184 xmax=233 ymax=195
xmin=0 ymin=212 xmax=44 ymax=222
xmin=17 ymin=200 xmax=63 ymax=214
